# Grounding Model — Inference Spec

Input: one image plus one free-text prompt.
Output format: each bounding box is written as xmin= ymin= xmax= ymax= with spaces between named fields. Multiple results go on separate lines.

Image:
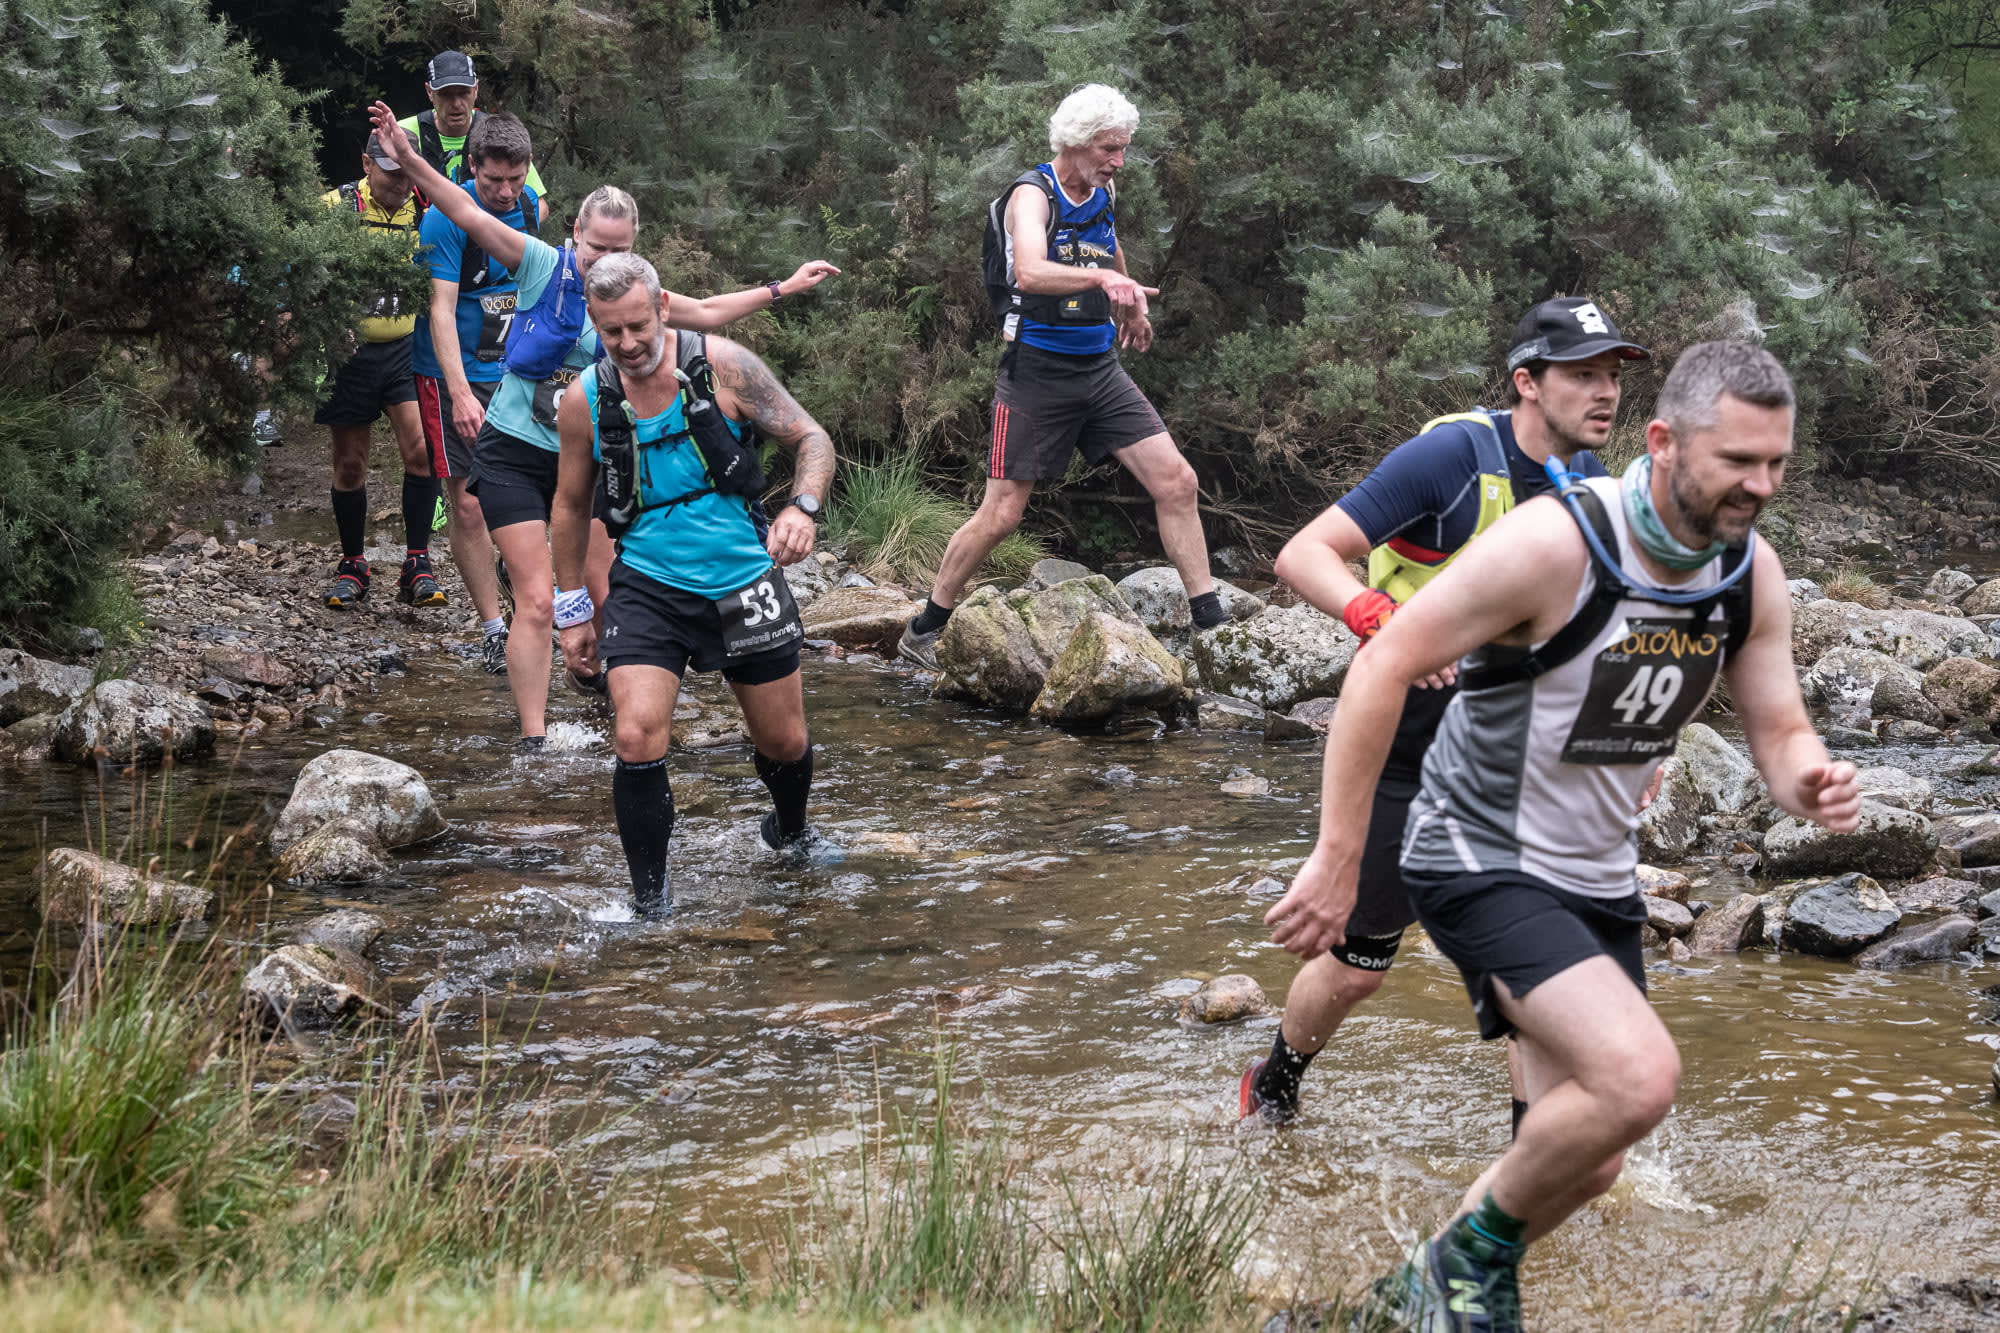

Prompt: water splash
xmin=545 ymin=721 xmax=606 ymax=753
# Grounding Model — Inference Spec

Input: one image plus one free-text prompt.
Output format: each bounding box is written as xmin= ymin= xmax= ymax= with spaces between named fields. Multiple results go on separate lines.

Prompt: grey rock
xmin=1803 ymin=647 xmax=1915 ymax=715
xmin=1787 ymin=578 xmax=1825 ymax=605
xmin=1195 ymin=603 xmax=1360 ymax=711
xmin=5 ymin=711 xmax=63 ymax=754
xmin=1635 ymin=865 xmax=1692 ymax=904
xmin=1676 ymin=723 xmax=1762 ymax=814
xmin=1961 ymin=577 xmax=2000 ymax=617
xmin=1790 ymin=599 xmax=1990 ymax=671
xmin=1872 ymin=666 xmax=1948 ymax=728
xmin=1022 ymin=558 xmax=1093 ymax=591
xmin=1952 ymin=748 xmax=2000 ymax=779
xmin=36 ymin=847 xmax=213 ymax=925
xmin=1826 ymin=725 xmax=1881 ymax=750
xmin=200 ymin=643 xmax=296 ymax=690
xmin=779 ymin=557 xmax=834 ymax=611
xmin=66 ymin=625 xmax=104 ymax=653
xmin=1854 ymin=915 xmax=1977 ymax=970
xmin=241 ymin=943 xmax=388 ymax=1029
xmin=1782 ymin=873 xmax=1902 ymax=957
xmin=1892 ymin=877 xmax=1983 ymax=914
xmin=52 ymin=679 xmax=216 ymax=766
xmin=836 ymin=570 xmax=876 ymax=589
xmin=0 ymin=649 xmax=93 ymax=725
xmin=798 ymin=586 xmax=915 ymax=651
xmin=1922 ymin=657 xmax=2000 ymax=724
xmin=276 ymin=816 xmax=394 ymax=883
xmin=1924 ymin=568 xmax=1978 ymax=605
xmin=935 ymin=577 xmax=1144 ymax=712
xmin=1881 ymin=719 xmax=1946 ymax=744
xmin=1979 ymin=888 xmax=2000 ymax=919
xmin=1854 ymin=765 xmax=1934 ymax=812
xmin=1643 ymin=895 xmax=1695 ymax=937
xmin=1763 ymin=800 xmax=1938 ymax=879
xmin=1686 ymin=893 xmax=1766 ymax=954
xmin=1177 ymin=974 xmax=1272 ymax=1024
xmin=1287 ymin=697 xmax=1339 ymax=733
xmin=1638 ymin=757 xmax=1703 ymax=863
xmin=1114 ymin=568 xmax=1264 ymax=651
xmin=289 ymin=908 xmax=387 ymax=956
xmin=1933 ymin=811 xmax=2000 ymax=868
xmin=1263 ymin=710 xmax=1319 ymax=742
xmin=271 ymin=748 xmax=447 ymax=852
xmin=1030 ymin=610 xmax=1186 ymax=724
xmin=1195 ymin=692 xmax=1265 ymax=733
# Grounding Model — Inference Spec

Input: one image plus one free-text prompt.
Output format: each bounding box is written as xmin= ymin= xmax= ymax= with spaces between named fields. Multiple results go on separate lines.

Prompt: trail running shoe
xmin=760 ymin=811 xmax=844 ymax=867
xmin=897 ymin=620 xmax=940 ymax=671
xmin=1239 ymin=1057 xmax=1297 ymax=1127
xmin=396 ymin=551 xmax=447 ymax=606
xmin=481 ymin=628 xmax=510 ymax=676
xmin=326 ymin=557 xmax=370 ymax=609
xmin=1349 ymin=1254 xmax=1426 ymax=1332
xmin=251 ymin=413 xmax=283 ymax=448
xmin=516 ymin=734 xmax=547 ymax=754
xmin=1410 ymin=1230 xmax=1524 ymax=1333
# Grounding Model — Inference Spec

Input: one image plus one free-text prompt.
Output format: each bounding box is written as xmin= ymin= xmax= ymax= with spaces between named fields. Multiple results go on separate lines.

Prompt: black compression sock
xmin=754 ymin=745 xmax=814 ymax=839
xmin=403 ymin=472 xmax=440 ymax=554
xmin=910 ymin=598 xmax=953 ymax=636
xmin=332 ymin=486 xmax=367 ymax=560
xmin=612 ymin=757 xmax=674 ymax=915
xmin=1253 ymin=1029 xmax=1318 ymax=1112
xmin=1189 ymin=590 xmax=1227 ymax=631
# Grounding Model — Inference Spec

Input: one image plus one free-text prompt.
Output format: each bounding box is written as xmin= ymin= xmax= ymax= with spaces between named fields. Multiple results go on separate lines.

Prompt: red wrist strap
xmin=1342 ymin=588 xmax=1396 ymax=642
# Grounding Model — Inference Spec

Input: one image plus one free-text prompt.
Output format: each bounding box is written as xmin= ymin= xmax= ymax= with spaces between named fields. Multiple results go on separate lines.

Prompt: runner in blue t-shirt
xmin=1239 ymin=297 xmax=1650 ymax=1141
xmin=367 ymin=102 xmax=839 ymax=747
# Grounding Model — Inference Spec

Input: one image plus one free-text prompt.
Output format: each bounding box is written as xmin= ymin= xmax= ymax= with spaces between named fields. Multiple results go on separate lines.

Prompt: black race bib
xmin=1560 ymin=615 xmax=1724 ymax=765
xmin=715 ymin=565 xmax=802 ymax=659
xmin=475 ymin=291 xmax=517 ymax=361
xmin=532 ymin=366 xmax=580 ymax=428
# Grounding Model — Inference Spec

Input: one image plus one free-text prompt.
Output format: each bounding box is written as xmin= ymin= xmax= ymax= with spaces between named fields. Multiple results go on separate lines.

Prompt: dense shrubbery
xmin=330 ymin=0 xmax=1999 ymax=549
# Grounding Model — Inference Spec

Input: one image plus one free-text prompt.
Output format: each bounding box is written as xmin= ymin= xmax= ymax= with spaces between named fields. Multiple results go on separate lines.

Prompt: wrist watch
xmin=767 ymin=280 xmax=784 ymax=304
xmin=788 ymin=493 xmax=820 ymax=519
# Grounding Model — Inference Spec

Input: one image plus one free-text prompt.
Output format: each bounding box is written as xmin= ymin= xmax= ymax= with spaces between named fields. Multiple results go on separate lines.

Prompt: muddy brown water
xmin=7 ymin=646 xmax=1998 ymax=1329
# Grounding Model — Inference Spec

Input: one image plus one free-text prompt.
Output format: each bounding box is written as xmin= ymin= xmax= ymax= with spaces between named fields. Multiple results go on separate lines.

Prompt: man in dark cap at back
xmin=399 ymin=50 xmax=548 ymax=224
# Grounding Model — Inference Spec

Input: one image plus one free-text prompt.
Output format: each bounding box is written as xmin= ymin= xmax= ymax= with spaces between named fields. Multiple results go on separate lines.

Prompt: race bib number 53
xmin=1560 ymin=616 xmax=1723 ymax=764
xmin=715 ymin=566 xmax=802 ymax=659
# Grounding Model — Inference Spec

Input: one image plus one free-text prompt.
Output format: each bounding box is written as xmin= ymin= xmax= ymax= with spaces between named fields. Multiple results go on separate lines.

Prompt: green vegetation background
xmin=4 ymin=0 xmax=1998 ymax=643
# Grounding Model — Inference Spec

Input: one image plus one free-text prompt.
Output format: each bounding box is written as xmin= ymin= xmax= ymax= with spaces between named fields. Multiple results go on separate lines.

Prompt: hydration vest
xmin=1366 ymin=409 xmax=1516 ymax=605
xmin=595 ymin=331 xmax=766 ymax=542
xmin=413 ymin=108 xmax=484 ymax=203
xmin=982 ymin=167 xmax=1115 ymax=335
xmin=504 ymin=240 xmax=587 ymax=381
xmin=456 ymin=183 xmax=540 ymax=295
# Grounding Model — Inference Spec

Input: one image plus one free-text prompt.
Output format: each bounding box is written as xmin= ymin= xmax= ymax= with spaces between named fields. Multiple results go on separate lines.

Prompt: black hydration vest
xmin=982 ymin=168 xmax=1115 ymax=333
xmin=596 ymin=332 xmax=767 ymax=542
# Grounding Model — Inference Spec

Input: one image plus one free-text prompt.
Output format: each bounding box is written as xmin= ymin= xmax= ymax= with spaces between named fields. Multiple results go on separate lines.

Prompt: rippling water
xmin=6 ymin=649 xmax=1997 ymax=1329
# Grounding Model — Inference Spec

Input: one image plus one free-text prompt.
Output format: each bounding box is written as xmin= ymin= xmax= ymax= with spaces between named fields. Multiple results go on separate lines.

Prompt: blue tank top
xmin=1017 ymin=163 xmax=1117 ymax=357
xmin=582 ymin=370 xmax=771 ymax=599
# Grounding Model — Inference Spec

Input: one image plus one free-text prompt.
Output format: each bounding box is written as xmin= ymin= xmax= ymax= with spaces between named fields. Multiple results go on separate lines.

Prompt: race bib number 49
xmin=1560 ymin=616 xmax=1723 ymax=765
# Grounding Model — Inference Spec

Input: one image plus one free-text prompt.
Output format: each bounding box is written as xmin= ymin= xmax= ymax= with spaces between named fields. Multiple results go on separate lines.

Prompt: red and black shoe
xmin=396 ymin=549 xmax=447 ymax=607
xmin=326 ymin=557 xmax=370 ymax=609
xmin=1238 ymin=1058 xmax=1296 ymax=1127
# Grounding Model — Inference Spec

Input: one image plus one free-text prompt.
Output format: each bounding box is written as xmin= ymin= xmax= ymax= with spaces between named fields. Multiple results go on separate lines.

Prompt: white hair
xmin=1048 ymin=83 xmax=1139 ymax=154
xmin=585 ymin=251 xmax=661 ymax=306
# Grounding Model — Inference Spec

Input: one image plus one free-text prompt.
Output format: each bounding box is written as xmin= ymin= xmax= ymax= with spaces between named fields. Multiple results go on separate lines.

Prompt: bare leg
xmin=1278 ymin=952 xmax=1386 ymax=1053
xmin=1112 ymin=431 xmax=1214 ymax=599
xmin=443 ymin=476 xmax=502 ymax=623
xmin=925 ymin=478 xmax=1034 ymax=609
xmin=488 ymin=520 xmax=555 ymax=738
xmin=731 ymin=669 xmax=809 ymax=761
xmin=610 ymin=665 xmax=679 ymax=763
xmin=329 ymin=425 xmax=371 ymax=493
xmin=385 ymin=400 xmax=427 ymax=475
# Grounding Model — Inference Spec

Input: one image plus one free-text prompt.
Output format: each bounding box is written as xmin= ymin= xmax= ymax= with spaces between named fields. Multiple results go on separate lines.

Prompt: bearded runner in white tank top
xmin=1260 ymin=342 xmax=1860 ymax=1333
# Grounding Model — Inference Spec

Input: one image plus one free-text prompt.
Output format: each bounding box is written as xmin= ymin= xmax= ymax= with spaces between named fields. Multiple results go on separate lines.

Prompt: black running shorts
xmin=1404 ymin=869 xmax=1648 ymax=1041
xmin=601 ymin=560 xmax=800 ymax=685
xmin=988 ymin=343 xmax=1167 ymax=481
xmin=415 ymin=374 xmax=497 ymax=480
xmin=1330 ymin=776 xmax=1424 ymax=971
xmin=469 ymin=423 xmax=558 ymax=531
xmin=315 ymin=335 xmax=417 ymax=427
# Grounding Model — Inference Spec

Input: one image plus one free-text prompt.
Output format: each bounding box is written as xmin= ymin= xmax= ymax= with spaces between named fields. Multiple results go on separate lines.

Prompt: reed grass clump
xmin=828 ymin=455 xmax=1045 ymax=586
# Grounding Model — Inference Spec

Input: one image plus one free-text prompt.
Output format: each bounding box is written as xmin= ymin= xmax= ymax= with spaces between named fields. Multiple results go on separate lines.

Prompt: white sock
xmin=253 ymin=407 xmax=272 ymax=425
xmin=481 ymin=618 xmax=506 ymax=637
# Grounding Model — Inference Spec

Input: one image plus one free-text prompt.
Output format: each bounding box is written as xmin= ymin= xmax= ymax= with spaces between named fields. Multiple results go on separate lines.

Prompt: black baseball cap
xmin=426 ymin=51 xmax=477 ymax=89
xmin=1507 ymin=297 xmax=1649 ymax=371
xmin=365 ymin=128 xmax=417 ymax=170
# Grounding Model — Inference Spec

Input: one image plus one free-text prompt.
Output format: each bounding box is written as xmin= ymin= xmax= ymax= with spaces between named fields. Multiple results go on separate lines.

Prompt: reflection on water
xmin=5 ymin=647 xmax=1997 ymax=1330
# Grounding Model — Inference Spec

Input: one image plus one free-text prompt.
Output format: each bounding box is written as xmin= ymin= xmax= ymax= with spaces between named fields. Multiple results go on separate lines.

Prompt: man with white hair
xmin=899 ymin=84 xmax=1222 ymax=669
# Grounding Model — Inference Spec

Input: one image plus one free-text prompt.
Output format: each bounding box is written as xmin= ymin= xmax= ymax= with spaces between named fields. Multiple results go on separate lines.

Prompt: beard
xmin=621 ymin=328 xmax=668 ymax=379
xmin=1668 ymin=463 xmax=1761 ymax=544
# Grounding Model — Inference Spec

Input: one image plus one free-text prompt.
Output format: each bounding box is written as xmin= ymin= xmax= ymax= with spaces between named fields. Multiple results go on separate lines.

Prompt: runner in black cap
xmin=399 ymin=51 xmax=549 ymax=224
xmin=1238 ymin=296 xmax=1649 ymax=1135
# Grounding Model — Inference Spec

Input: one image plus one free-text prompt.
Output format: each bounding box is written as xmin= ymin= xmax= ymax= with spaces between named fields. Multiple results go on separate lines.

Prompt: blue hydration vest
xmin=504 ymin=239 xmax=587 ymax=381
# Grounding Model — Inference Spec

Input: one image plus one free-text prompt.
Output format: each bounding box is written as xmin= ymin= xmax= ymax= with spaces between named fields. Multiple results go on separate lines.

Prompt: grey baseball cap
xmin=365 ymin=127 xmax=418 ymax=170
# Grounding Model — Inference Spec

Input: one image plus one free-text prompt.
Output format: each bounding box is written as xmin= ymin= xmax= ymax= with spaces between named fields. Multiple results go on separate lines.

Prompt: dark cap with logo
xmin=426 ymin=50 xmax=478 ymax=89
xmin=1507 ymin=297 xmax=1649 ymax=371
xmin=365 ymin=127 xmax=419 ymax=170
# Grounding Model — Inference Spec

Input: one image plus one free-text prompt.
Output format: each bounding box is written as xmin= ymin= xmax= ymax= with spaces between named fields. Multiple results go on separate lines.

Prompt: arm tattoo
xmin=712 ymin=341 xmax=837 ymax=499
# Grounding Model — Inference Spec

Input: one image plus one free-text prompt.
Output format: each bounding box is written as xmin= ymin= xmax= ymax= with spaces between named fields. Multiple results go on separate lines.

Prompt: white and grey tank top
xmin=1401 ymin=477 xmax=1739 ymax=899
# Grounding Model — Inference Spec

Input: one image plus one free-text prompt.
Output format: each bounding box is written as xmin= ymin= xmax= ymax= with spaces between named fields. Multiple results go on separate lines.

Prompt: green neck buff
xmin=1620 ymin=455 xmax=1727 ymax=571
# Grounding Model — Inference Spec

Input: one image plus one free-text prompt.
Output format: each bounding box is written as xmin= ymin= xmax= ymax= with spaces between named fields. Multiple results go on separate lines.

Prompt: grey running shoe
xmin=481 ymin=628 xmax=509 ymax=676
xmin=325 ymin=557 xmax=369 ymax=609
xmin=516 ymin=734 xmax=547 ymax=754
xmin=897 ymin=620 xmax=940 ymax=671
xmin=251 ymin=414 xmax=283 ymax=448
xmin=760 ymin=812 xmax=845 ymax=867
xmin=1408 ymin=1231 xmax=1523 ymax=1333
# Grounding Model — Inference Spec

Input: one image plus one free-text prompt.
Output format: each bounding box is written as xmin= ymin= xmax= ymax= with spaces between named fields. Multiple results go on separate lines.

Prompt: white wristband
xmin=552 ymin=588 xmax=595 ymax=629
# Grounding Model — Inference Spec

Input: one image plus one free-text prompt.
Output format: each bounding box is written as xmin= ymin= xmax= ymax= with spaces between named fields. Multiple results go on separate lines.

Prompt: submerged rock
xmin=1762 ymin=800 xmax=1937 ymax=880
xmin=1193 ymin=603 xmax=1359 ymax=711
xmin=1854 ymin=916 xmax=1977 ymax=970
xmin=241 ymin=943 xmax=387 ymax=1029
xmin=1030 ymin=610 xmax=1186 ymax=724
xmin=1194 ymin=691 xmax=1265 ymax=733
xmin=0 ymin=649 xmax=93 ymax=726
xmin=270 ymin=748 xmax=447 ymax=852
xmin=276 ymin=816 xmax=394 ymax=883
xmin=37 ymin=847 xmax=212 ymax=925
xmin=1686 ymin=893 xmax=1766 ymax=954
xmin=1178 ymin=974 xmax=1273 ymax=1024
xmin=52 ymin=679 xmax=216 ymax=766
xmin=1782 ymin=873 xmax=1902 ymax=957
xmin=289 ymin=908 xmax=387 ymax=956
